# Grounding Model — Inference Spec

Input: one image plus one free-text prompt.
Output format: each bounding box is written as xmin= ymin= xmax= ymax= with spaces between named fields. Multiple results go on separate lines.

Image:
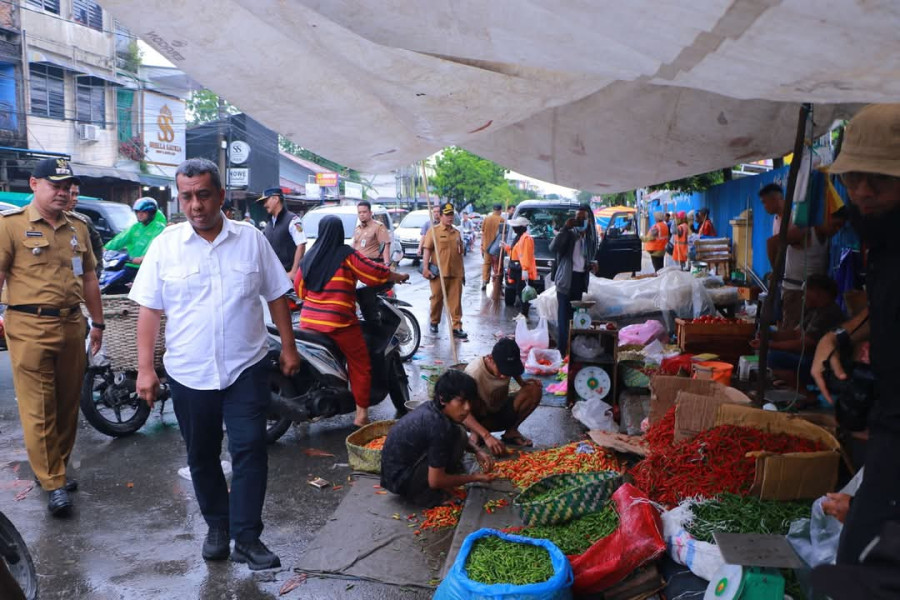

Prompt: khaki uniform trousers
xmin=482 ymin=250 xmax=499 ymax=284
xmin=429 ymin=276 xmax=463 ymax=330
xmin=6 ymin=311 xmax=86 ymax=491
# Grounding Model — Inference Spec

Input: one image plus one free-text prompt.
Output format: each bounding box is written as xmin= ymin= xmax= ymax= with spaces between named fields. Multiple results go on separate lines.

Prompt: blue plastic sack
xmin=434 ymin=528 xmax=574 ymax=600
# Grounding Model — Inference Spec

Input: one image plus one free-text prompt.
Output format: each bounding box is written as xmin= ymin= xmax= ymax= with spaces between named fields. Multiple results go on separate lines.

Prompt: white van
xmin=302 ymin=203 xmax=402 ymax=262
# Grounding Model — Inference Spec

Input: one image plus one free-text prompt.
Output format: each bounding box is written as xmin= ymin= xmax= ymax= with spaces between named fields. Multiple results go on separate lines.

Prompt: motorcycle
xmin=264 ymin=282 xmax=411 ymax=443
xmin=462 ymin=230 xmax=475 ymax=256
xmin=99 ymin=250 xmax=137 ymax=295
xmin=0 ymin=509 xmax=37 ymax=600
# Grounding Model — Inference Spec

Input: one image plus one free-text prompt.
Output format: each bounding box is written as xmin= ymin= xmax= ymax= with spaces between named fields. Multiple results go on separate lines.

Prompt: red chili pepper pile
xmin=630 ymin=407 xmax=825 ymax=506
xmin=420 ymin=502 xmax=464 ymax=530
xmin=493 ymin=441 xmax=622 ymax=490
xmin=363 ymin=436 xmax=386 ymax=450
xmin=689 ymin=316 xmax=740 ymax=324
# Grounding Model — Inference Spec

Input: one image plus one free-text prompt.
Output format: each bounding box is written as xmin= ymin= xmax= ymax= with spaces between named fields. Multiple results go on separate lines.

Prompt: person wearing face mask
xmin=810 ymin=104 xmax=900 ymax=570
xmin=549 ymin=204 xmax=598 ymax=356
xmin=502 ymin=216 xmax=537 ymax=315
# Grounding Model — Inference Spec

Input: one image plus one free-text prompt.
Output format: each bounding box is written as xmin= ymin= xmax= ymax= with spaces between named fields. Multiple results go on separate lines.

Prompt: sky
xmin=506 ymin=171 xmax=577 ymax=199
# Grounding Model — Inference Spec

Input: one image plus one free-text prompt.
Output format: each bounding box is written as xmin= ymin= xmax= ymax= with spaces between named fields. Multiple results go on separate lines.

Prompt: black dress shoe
xmin=47 ymin=488 xmax=72 ymax=517
xmin=35 ymin=477 xmax=77 ymax=492
xmin=429 ymin=323 xmax=439 ymax=333
xmin=453 ymin=329 xmax=468 ymax=339
xmin=202 ymin=527 xmax=230 ymax=560
xmin=231 ymin=539 xmax=281 ymax=570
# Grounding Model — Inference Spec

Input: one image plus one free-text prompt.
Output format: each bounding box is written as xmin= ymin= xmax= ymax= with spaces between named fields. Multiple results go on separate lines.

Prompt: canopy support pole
xmin=756 ymin=103 xmax=812 ymax=403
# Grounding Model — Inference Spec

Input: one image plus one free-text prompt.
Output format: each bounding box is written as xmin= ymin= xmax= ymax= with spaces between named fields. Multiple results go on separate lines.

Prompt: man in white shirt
xmin=131 ymin=158 xmax=301 ymax=571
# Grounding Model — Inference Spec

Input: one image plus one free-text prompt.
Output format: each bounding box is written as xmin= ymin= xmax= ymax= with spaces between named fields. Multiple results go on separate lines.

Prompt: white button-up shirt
xmin=129 ymin=217 xmax=291 ymax=390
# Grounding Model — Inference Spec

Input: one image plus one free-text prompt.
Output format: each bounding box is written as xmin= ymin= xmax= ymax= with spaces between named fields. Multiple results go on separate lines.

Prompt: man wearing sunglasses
xmin=811 ymin=104 xmax=900 ymax=569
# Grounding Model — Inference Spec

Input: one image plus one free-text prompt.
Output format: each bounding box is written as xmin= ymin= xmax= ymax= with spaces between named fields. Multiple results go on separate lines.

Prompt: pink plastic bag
xmin=617 ymin=320 xmax=668 ymax=347
xmin=568 ymin=483 xmax=666 ymax=594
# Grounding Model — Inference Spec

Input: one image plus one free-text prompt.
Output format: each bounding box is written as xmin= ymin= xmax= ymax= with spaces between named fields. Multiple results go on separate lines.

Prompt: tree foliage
xmin=647 ymin=171 xmax=724 ymax=194
xmin=576 ymin=190 xmax=594 ymax=204
xmin=599 ymin=190 xmax=636 ymax=207
xmin=185 ymin=90 xmax=239 ymax=126
xmin=430 ymin=147 xmax=508 ymax=212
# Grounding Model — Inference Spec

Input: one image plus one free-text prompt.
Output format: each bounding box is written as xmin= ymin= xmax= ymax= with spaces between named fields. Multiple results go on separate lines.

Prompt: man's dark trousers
xmin=557 ymin=271 xmax=588 ymax=356
xmin=169 ymin=357 xmax=270 ymax=543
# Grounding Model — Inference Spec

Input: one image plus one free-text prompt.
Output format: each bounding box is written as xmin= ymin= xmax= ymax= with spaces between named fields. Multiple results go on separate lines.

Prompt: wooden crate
xmin=675 ymin=318 xmax=756 ymax=366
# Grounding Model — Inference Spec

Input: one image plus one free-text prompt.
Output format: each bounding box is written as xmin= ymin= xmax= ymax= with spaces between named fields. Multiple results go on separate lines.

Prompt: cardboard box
xmin=716 ymin=403 xmax=841 ymax=501
xmin=648 ymin=375 xmax=750 ymax=425
xmin=673 ymin=390 xmax=750 ymax=442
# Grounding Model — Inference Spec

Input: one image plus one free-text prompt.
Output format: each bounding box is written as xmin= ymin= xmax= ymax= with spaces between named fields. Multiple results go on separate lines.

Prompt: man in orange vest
xmin=642 ymin=211 xmax=669 ymax=272
xmin=671 ymin=211 xmax=690 ymax=270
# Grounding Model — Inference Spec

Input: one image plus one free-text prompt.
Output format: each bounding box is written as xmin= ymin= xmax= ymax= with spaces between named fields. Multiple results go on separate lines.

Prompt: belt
xmin=8 ymin=304 xmax=82 ymax=317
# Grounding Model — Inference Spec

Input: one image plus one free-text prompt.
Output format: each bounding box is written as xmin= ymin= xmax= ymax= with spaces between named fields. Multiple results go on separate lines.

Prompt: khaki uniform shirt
xmin=423 ymin=223 xmax=464 ymax=277
xmin=353 ymin=219 xmax=391 ymax=260
xmin=464 ymin=357 xmax=511 ymax=417
xmin=482 ymin=213 xmax=503 ymax=251
xmin=0 ymin=203 xmax=96 ymax=306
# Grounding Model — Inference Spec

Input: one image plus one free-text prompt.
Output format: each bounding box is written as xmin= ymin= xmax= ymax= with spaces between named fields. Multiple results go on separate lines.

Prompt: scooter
xmin=99 ymin=250 xmax=137 ymax=295
xmin=264 ymin=282 xmax=411 ymax=443
xmin=380 ymin=288 xmax=420 ymax=361
xmin=0 ymin=509 xmax=37 ymax=600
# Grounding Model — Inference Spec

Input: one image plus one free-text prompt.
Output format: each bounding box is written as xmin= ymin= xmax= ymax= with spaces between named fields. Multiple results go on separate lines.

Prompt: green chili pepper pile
xmin=685 ymin=494 xmax=811 ymax=543
xmin=513 ymin=505 xmax=619 ymax=555
xmin=523 ymin=481 xmax=585 ymax=504
xmin=465 ymin=536 xmax=555 ymax=585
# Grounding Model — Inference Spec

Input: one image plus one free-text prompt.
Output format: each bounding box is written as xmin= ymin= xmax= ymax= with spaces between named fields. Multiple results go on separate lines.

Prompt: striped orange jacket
xmin=294 ymin=252 xmax=392 ymax=332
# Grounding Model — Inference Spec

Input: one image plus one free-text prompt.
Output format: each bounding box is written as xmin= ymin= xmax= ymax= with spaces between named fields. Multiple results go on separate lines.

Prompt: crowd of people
xmin=0 ymin=104 xmax=897 ymax=595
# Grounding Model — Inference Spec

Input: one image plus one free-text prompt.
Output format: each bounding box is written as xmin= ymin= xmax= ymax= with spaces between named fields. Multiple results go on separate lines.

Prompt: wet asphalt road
xmin=0 ymin=244 xmax=584 ymax=599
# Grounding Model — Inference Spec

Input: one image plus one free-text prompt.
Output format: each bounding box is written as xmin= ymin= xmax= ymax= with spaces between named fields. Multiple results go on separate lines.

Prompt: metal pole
xmin=420 ymin=161 xmax=459 ymax=365
xmin=756 ymin=103 xmax=812 ymax=403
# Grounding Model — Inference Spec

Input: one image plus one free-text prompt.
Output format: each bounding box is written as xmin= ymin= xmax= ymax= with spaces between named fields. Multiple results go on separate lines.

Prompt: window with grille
xmin=73 ymin=0 xmax=103 ymax=31
xmin=26 ymin=0 xmax=60 ymax=15
xmin=76 ymin=76 xmax=106 ymax=126
xmin=30 ymin=64 xmax=64 ymax=119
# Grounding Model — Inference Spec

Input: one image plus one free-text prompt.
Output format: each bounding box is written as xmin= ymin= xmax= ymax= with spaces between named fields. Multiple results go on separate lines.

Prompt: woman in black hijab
xmin=294 ymin=215 xmax=408 ymax=426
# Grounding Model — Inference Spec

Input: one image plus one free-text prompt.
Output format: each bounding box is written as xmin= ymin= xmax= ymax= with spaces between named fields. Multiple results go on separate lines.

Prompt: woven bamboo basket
xmin=94 ymin=294 xmax=166 ymax=372
xmin=345 ymin=420 xmax=395 ymax=473
xmin=513 ymin=470 xmax=622 ymax=526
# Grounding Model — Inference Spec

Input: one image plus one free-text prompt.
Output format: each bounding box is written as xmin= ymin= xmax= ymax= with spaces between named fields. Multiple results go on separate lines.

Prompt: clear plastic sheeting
xmin=535 ymin=268 xmax=716 ymax=332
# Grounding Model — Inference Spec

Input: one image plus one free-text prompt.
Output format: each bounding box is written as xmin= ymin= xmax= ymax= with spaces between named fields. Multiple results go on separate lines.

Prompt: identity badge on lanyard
xmin=70 ymin=233 xmax=83 ymax=277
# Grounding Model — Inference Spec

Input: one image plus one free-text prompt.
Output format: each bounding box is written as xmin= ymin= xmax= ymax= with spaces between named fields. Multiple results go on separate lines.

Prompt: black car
xmin=73 ymin=198 xmax=137 ymax=244
xmin=503 ymin=200 xmax=642 ymax=305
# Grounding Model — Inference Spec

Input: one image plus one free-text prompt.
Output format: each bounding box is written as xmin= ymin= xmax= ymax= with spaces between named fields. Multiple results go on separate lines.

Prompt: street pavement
xmin=0 ymin=245 xmax=585 ymax=599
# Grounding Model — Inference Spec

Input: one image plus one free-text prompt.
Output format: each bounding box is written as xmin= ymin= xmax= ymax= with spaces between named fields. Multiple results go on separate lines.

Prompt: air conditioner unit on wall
xmin=77 ymin=123 xmax=100 ymax=142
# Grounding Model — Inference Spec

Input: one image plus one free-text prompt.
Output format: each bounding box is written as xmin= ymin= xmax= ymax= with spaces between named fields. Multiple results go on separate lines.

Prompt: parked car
xmin=386 ymin=207 xmax=409 ymax=227
xmin=394 ymin=208 xmax=463 ymax=264
xmin=302 ymin=203 xmax=402 ymax=262
xmin=72 ymin=198 xmax=138 ymax=244
xmin=502 ymin=200 xmax=642 ymax=305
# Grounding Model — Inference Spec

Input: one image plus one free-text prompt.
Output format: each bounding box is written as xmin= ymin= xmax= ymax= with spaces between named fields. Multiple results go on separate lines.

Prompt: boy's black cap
xmin=491 ymin=338 xmax=524 ymax=377
xmin=33 ymin=158 xmax=81 ymax=184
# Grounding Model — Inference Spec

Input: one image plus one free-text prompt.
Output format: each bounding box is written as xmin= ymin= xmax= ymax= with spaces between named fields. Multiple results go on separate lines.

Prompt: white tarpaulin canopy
xmin=105 ymin=0 xmax=900 ymax=191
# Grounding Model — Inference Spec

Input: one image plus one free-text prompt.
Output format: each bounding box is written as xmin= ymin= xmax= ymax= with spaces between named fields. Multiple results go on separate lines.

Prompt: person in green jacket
xmin=104 ymin=197 xmax=167 ymax=267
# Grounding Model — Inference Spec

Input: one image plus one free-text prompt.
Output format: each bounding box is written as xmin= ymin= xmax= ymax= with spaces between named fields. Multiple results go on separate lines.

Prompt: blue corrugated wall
xmin=646 ymin=167 xmax=848 ymax=278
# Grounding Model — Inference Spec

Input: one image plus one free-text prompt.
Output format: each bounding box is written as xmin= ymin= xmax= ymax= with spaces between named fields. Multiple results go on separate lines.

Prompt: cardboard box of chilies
xmin=648 ymin=376 xmax=840 ymax=501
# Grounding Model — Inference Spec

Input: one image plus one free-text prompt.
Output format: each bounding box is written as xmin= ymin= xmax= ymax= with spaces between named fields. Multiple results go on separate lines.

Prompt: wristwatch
xmin=91 ymin=321 xmax=106 ymax=330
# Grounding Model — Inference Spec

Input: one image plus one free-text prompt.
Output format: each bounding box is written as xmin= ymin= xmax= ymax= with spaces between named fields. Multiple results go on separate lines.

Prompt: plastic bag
xmin=618 ymin=320 xmax=667 ymax=347
xmin=661 ymin=501 xmax=725 ymax=581
xmin=434 ymin=528 xmax=574 ymax=600
xmin=787 ymin=496 xmax=843 ymax=569
xmin=571 ymin=398 xmax=616 ymax=432
xmin=569 ymin=483 xmax=666 ymax=594
xmin=524 ymin=348 xmax=563 ymax=376
xmin=515 ymin=316 xmax=549 ymax=360
xmin=521 ymin=282 xmax=537 ymax=303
